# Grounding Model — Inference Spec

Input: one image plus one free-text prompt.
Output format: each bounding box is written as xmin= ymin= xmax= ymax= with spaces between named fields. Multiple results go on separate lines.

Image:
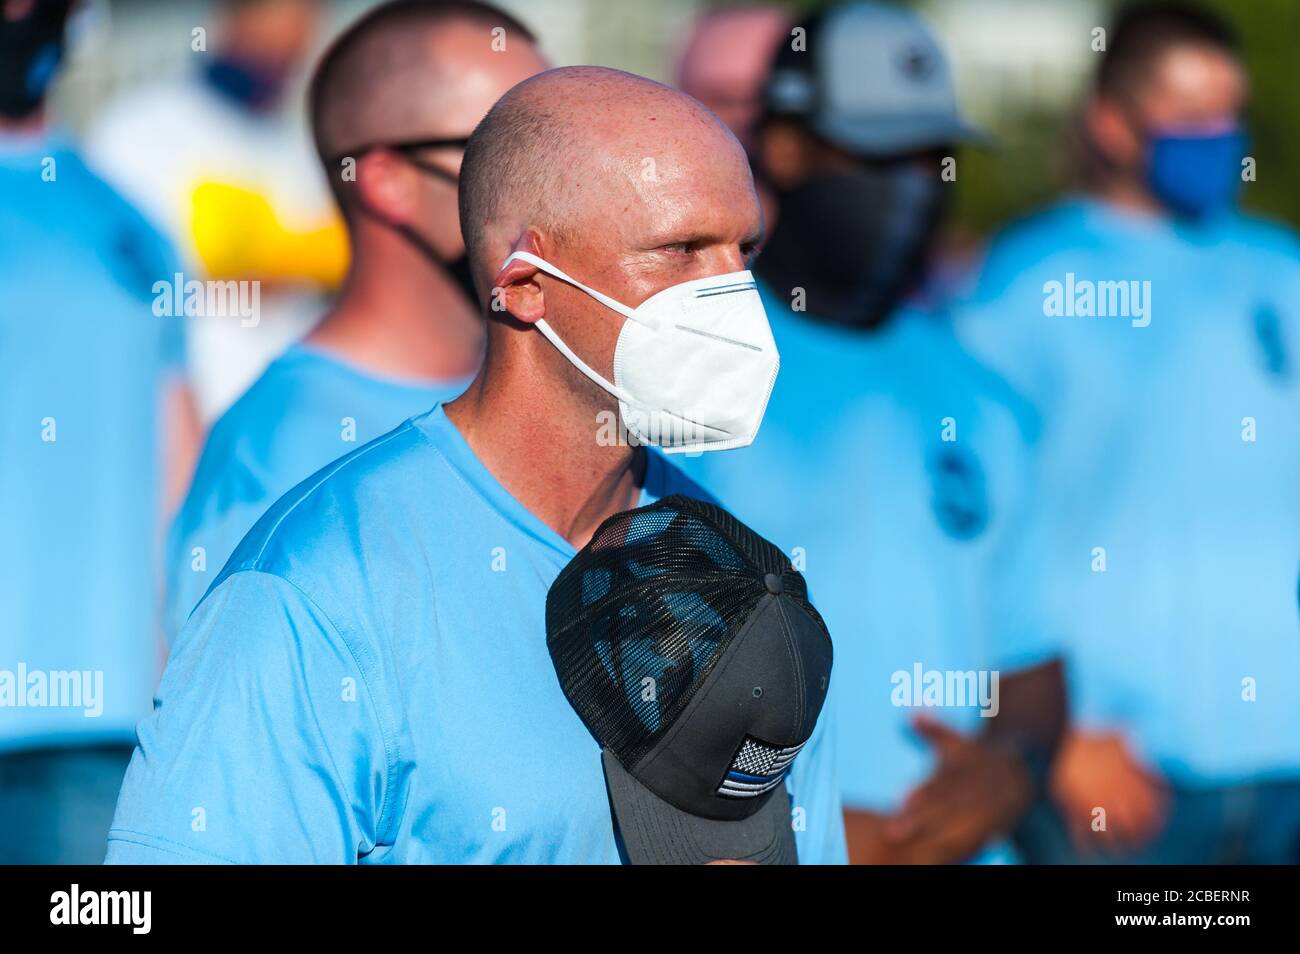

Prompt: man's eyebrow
xmin=644 ymin=227 xmax=766 ymax=249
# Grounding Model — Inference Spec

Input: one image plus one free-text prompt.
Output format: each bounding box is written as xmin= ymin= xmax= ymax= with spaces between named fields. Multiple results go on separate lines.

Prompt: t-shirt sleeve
xmin=105 ymin=569 xmax=397 ymax=864
xmin=784 ymin=691 xmax=848 ymax=865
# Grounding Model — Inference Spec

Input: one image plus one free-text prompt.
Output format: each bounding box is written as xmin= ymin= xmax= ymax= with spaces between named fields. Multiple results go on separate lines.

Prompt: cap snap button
xmin=763 ymin=573 xmax=783 ymax=595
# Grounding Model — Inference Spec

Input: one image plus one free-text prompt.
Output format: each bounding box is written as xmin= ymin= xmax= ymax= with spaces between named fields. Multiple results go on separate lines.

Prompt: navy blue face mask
xmin=1146 ymin=127 xmax=1247 ymax=220
xmin=204 ymin=55 xmax=288 ymax=113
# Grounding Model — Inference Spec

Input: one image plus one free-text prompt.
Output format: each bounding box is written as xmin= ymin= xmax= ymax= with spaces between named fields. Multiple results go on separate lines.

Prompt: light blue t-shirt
xmin=958 ymin=197 xmax=1300 ymax=786
xmin=0 ymin=133 xmax=182 ymax=752
xmin=166 ymin=342 xmax=469 ymax=641
xmin=107 ymin=405 xmax=847 ymax=863
xmin=678 ymin=287 xmax=1049 ymax=815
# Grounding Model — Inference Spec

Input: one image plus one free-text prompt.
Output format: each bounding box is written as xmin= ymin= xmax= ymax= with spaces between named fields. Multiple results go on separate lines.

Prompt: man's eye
xmin=663 ymin=243 xmax=694 ymax=255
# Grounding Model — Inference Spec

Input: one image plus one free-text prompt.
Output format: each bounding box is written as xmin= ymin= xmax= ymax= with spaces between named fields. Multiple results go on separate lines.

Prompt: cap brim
xmin=602 ymin=749 xmax=798 ymax=865
xmin=812 ymin=113 xmax=993 ymax=156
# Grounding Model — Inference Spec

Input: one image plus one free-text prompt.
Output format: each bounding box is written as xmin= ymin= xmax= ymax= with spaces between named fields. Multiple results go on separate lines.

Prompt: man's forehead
xmin=1146 ymin=44 xmax=1246 ymax=101
xmin=623 ymin=158 xmax=761 ymax=244
xmin=625 ymin=123 xmax=752 ymax=185
xmin=482 ymin=66 xmax=758 ymax=249
xmin=435 ymin=53 xmax=546 ymax=125
xmin=562 ymin=98 xmax=748 ymax=190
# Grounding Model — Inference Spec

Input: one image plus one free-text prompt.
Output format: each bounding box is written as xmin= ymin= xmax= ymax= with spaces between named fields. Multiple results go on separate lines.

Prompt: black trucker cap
xmin=545 ymin=494 xmax=834 ymax=865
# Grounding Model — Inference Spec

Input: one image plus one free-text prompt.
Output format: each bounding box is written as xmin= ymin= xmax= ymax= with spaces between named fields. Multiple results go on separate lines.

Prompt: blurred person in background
xmin=86 ymin=0 xmax=341 ymax=424
xmin=960 ymin=1 xmax=1300 ymax=863
xmin=165 ymin=0 xmax=546 ymax=645
xmin=677 ymin=1 xmax=1064 ymax=864
xmin=675 ymin=4 xmax=789 ymax=156
xmin=0 ymin=0 xmax=199 ymax=863
xmin=675 ymin=4 xmax=789 ymax=226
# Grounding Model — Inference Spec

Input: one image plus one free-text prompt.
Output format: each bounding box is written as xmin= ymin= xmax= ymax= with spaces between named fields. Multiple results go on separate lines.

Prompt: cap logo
xmin=898 ymin=45 xmax=937 ymax=82
xmin=717 ymin=735 xmax=805 ymax=798
xmin=929 ymin=445 xmax=989 ymax=541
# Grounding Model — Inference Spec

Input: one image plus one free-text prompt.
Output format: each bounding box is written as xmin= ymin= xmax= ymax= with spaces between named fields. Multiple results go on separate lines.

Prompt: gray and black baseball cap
xmin=765 ymin=1 xmax=987 ymax=156
xmin=546 ymin=495 xmax=834 ymax=865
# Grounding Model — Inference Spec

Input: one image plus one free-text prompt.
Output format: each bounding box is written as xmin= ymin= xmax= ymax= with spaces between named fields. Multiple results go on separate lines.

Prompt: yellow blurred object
xmin=191 ymin=180 xmax=349 ymax=288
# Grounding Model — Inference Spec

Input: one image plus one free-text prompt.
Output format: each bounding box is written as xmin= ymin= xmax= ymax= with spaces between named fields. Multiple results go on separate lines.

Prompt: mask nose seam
xmin=672 ymin=325 xmax=765 ymax=352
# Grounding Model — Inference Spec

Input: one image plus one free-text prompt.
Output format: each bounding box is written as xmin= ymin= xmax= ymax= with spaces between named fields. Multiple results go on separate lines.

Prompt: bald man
xmin=164 ymin=0 xmax=547 ymax=645
xmin=105 ymin=66 xmax=847 ymax=864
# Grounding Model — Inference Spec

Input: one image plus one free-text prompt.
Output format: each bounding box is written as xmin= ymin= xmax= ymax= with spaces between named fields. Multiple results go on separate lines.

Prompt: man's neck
xmin=1092 ymin=178 xmax=1165 ymax=218
xmin=445 ymin=331 xmax=645 ymax=550
xmin=0 ymin=112 xmax=47 ymax=139
xmin=308 ymin=227 xmax=484 ymax=382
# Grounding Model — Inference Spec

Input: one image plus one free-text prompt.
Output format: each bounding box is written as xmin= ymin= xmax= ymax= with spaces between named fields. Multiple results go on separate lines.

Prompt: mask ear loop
xmin=499 ymin=251 xmax=660 ymax=331
xmin=497 ymin=251 xmax=647 ymax=410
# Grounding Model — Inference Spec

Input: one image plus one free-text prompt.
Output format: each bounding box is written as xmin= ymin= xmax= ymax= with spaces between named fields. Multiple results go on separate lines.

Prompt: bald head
xmin=309 ymin=0 xmax=541 ymax=210
xmin=459 ymin=66 xmax=756 ymax=285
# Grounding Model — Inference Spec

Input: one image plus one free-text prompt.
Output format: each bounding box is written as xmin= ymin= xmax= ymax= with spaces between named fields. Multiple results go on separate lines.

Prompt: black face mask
xmin=0 ymin=0 xmax=72 ymax=120
xmin=441 ymin=250 xmax=478 ymax=305
xmin=338 ymin=137 xmax=480 ymax=305
xmin=759 ymin=164 xmax=948 ymax=330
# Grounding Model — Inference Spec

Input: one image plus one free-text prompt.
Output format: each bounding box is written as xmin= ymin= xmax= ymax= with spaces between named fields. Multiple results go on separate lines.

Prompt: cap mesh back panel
xmin=546 ymin=495 xmax=826 ymax=768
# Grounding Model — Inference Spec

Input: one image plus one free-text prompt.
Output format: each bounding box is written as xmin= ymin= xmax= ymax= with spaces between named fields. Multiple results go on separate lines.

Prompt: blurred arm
xmin=986 ymin=657 xmax=1067 ymax=769
xmin=162 ymin=375 xmax=203 ymax=518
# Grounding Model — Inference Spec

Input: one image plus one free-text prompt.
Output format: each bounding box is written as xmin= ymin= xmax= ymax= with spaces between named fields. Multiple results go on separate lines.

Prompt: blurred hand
xmin=1049 ymin=727 xmax=1168 ymax=858
xmin=844 ymin=807 xmax=914 ymax=864
xmin=880 ymin=714 xmax=1035 ymax=864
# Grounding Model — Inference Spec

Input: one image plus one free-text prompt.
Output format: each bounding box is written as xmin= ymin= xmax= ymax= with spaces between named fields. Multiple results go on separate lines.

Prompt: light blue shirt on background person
xmin=165 ymin=342 xmax=470 ymax=643
xmin=957 ymin=197 xmax=1300 ymax=788
xmin=107 ymin=405 xmax=848 ymax=864
xmin=678 ymin=284 xmax=1052 ymax=828
xmin=0 ymin=131 xmax=183 ymax=754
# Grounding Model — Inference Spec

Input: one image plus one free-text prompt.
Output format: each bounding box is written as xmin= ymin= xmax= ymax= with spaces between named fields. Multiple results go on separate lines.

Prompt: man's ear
xmin=1086 ymin=95 xmax=1143 ymax=170
xmin=355 ymin=150 xmax=416 ymax=226
xmin=490 ymin=230 xmax=548 ymax=324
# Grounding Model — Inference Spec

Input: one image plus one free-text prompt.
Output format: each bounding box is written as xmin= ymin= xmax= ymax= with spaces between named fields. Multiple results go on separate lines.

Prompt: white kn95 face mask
xmin=501 ymin=250 xmax=780 ymax=454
